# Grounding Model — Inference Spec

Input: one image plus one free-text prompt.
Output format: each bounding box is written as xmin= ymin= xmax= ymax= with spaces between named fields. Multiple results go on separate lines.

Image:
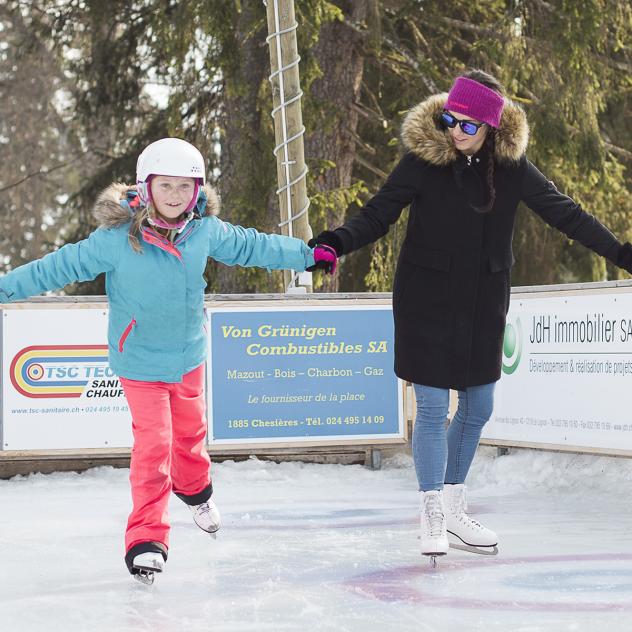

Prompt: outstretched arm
xmin=311 ymin=152 xmax=426 ymax=256
xmin=521 ymin=159 xmax=630 ymax=268
xmin=207 ymin=217 xmax=315 ymax=271
xmin=0 ymin=228 xmax=119 ymax=302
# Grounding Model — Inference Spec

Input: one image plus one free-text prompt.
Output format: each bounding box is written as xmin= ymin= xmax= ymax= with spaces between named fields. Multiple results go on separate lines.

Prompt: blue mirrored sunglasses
xmin=440 ymin=111 xmax=486 ymax=136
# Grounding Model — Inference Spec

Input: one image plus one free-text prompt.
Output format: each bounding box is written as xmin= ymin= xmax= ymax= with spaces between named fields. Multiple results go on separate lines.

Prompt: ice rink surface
xmin=1 ymin=446 xmax=631 ymax=632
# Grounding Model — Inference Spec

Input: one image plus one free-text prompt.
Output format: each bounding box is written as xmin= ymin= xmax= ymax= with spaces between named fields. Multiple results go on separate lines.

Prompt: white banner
xmin=483 ymin=291 xmax=632 ymax=452
xmin=4 ymin=289 xmax=632 ymax=455
xmin=1 ymin=308 xmax=132 ymax=449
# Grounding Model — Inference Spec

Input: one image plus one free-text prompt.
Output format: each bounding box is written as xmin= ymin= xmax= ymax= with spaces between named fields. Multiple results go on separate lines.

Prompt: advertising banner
xmin=483 ymin=292 xmax=632 ymax=452
xmin=1 ymin=308 xmax=132 ymax=450
xmin=207 ymin=306 xmax=404 ymax=445
xmin=6 ymin=289 xmax=632 ymax=455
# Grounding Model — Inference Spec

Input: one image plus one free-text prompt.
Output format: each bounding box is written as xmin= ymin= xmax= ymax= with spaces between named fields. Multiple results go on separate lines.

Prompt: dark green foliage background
xmin=1 ymin=1 xmax=630 ymax=293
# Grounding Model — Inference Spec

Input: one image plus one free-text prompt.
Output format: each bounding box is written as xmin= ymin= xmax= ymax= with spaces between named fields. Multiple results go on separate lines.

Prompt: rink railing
xmin=1 ymin=281 xmax=632 ymax=477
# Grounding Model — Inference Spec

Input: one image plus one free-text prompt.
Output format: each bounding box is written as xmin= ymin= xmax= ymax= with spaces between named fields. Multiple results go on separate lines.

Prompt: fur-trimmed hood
xmin=401 ymin=93 xmax=529 ymax=166
xmin=93 ymin=183 xmax=220 ymax=228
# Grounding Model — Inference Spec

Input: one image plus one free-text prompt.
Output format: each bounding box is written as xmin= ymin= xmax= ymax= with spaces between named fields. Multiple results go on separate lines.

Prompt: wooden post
xmin=265 ymin=0 xmax=312 ymax=291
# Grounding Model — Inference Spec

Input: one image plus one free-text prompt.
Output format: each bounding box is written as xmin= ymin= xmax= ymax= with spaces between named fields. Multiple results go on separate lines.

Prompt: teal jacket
xmin=0 ymin=184 xmax=316 ymax=382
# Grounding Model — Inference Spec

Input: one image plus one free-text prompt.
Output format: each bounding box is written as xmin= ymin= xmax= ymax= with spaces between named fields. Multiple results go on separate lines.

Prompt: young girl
xmin=0 ymin=137 xmax=336 ymax=583
xmin=309 ymin=70 xmax=632 ymax=559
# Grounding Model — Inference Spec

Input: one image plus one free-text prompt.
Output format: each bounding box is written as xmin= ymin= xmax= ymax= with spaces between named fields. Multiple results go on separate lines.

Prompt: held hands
xmin=308 ymin=243 xmax=338 ymax=275
xmin=306 ymin=231 xmax=344 ymax=275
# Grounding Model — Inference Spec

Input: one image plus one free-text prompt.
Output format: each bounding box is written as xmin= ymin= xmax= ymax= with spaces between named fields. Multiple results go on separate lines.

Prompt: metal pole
xmin=264 ymin=0 xmax=312 ymax=292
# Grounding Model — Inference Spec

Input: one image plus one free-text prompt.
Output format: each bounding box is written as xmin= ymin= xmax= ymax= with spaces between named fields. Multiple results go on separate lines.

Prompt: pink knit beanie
xmin=444 ymin=77 xmax=505 ymax=128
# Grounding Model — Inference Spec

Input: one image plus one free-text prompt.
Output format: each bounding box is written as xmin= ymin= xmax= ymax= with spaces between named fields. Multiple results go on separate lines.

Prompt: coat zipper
xmin=118 ymin=317 xmax=136 ymax=352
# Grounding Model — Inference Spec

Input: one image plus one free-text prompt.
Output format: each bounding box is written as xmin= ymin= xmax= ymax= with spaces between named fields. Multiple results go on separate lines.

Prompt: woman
xmin=309 ymin=70 xmax=632 ymax=558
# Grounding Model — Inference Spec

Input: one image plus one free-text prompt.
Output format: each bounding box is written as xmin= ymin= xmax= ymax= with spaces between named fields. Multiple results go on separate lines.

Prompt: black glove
xmin=617 ymin=242 xmax=632 ymax=274
xmin=307 ymin=230 xmax=345 ymax=257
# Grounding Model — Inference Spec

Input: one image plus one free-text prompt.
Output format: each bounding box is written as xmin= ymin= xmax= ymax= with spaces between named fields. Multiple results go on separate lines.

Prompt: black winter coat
xmin=324 ymin=94 xmax=630 ymax=390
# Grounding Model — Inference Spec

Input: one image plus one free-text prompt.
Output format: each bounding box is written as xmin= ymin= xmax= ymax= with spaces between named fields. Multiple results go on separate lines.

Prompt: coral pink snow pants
xmin=120 ymin=364 xmax=212 ymax=554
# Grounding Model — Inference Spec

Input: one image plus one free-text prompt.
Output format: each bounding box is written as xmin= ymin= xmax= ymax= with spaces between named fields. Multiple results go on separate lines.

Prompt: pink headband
xmin=444 ymin=77 xmax=505 ymax=128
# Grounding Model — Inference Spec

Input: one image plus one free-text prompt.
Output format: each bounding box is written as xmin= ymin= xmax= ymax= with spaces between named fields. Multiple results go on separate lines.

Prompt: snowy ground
xmin=1 ymin=447 xmax=631 ymax=632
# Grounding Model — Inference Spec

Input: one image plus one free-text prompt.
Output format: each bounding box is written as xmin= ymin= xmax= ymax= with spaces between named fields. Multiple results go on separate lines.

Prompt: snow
xmin=1 ymin=447 xmax=631 ymax=631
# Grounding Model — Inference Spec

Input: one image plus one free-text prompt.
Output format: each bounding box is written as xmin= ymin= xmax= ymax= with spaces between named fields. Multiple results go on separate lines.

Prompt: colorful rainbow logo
xmin=10 ymin=345 xmax=109 ymax=398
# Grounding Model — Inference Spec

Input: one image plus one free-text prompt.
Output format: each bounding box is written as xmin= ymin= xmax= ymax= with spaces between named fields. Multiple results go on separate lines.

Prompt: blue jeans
xmin=412 ymin=382 xmax=495 ymax=492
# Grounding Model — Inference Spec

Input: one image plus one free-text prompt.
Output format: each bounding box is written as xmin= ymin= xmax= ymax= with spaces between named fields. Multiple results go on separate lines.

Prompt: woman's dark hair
xmin=462 ymin=69 xmax=505 ymax=95
xmin=461 ymin=69 xmax=504 ymax=214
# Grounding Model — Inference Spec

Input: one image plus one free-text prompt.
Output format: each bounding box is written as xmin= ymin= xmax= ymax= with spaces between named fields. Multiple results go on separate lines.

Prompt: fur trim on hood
xmin=93 ymin=183 xmax=220 ymax=228
xmin=401 ymin=93 xmax=529 ymax=166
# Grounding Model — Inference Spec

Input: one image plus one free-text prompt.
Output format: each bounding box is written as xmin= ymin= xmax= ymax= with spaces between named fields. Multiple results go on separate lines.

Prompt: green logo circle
xmin=504 ymin=324 xmax=517 ymax=357
xmin=502 ymin=317 xmax=522 ymax=375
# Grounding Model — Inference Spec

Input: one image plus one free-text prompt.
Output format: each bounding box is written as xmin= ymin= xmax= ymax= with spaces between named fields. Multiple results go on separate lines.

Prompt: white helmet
xmin=136 ymin=138 xmax=206 ymax=185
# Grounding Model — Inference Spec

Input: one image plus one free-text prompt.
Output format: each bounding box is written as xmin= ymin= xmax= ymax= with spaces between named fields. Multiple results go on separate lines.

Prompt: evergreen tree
xmin=1 ymin=0 xmax=630 ymax=296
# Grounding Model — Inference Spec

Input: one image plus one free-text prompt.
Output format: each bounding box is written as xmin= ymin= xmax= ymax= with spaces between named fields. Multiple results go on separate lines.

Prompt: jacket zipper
xmin=175 ymin=223 xmax=196 ymax=246
xmin=118 ymin=317 xmax=136 ymax=352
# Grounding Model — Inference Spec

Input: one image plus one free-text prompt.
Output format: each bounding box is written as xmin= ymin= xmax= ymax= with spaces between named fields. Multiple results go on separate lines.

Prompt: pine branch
xmin=348 ymin=127 xmax=377 ymax=156
xmin=604 ymin=142 xmax=632 ymax=162
xmin=435 ymin=16 xmax=505 ymax=39
xmin=350 ymin=100 xmax=385 ymax=126
xmin=354 ymin=154 xmax=389 ymax=180
xmin=526 ymin=0 xmax=555 ymax=12
xmin=360 ymin=79 xmax=387 ymax=120
xmin=0 ymin=152 xmax=91 ymax=194
xmin=593 ymin=54 xmax=632 ymax=74
xmin=437 ymin=10 xmax=632 ymax=75
xmin=2 ymin=4 xmax=78 ymax=97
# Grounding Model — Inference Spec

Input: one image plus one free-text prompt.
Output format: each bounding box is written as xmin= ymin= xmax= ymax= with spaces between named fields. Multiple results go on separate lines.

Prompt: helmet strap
xmin=137 ymin=176 xmax=153 ymax=207
xmin=184 ymin=181 xmax=201 ymax=213
xmin=147 ymin=210 xmax=195 ymax=233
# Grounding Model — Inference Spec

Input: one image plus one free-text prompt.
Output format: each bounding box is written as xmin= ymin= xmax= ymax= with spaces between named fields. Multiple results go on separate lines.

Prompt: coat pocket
xmin=118 ymin=317 xmax=137 ymax=353
xmin=403 ymin=246 xmax=451 ymax=272
xmin=394 ymin=246 xmax=451 ymax=324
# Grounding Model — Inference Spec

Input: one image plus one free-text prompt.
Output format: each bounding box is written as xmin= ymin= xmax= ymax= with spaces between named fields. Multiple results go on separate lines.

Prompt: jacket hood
xmin=401 ymin=93 xmax=529 ymax=166
xmin=93 ymin=183 xmax=220 ymax=228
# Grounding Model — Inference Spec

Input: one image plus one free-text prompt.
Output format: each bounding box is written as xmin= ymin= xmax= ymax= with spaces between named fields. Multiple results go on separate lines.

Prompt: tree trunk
xmin=212 ymin=2 xmax=283 ymax=294
xmin=304 ymin=0 xmax=369 ymax=293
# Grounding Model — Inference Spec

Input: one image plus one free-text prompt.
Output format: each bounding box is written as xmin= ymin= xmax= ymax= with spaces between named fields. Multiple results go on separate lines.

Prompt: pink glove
xmin=308 ymin=244 xmax=338 ymax=275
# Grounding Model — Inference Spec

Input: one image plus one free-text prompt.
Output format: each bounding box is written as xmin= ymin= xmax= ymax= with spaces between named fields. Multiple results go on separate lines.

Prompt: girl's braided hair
xmin=461 ymin=69 xmax=504 ymax=214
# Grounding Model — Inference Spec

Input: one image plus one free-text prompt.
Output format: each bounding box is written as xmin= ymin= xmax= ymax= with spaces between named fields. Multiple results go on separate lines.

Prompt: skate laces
xmin=424 ymin=493 xmax=445 ymax=536
xmin=195 ymin=502 xmax=210 ymax=515
xmin=458 ymin=513 xmax=483 ymax=529
xmin=453 ymin=491 xmax=483 ymax=529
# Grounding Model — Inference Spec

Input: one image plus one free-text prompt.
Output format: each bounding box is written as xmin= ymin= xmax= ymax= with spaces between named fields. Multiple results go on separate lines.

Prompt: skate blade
xmin=196 ymin=523 xmax=220 ymax=538
xmin=197 ymin=527 xmax=219 ymax=539
xmin=134 ymin=559 xmax=164 ymax=571
xmin=422 ymin=551 xmax=447 ymax=568
xmin=133 ymin=570 xmax=156 ymax=585
xmin=132 ymin=559 xmax=164 ymax=581
xmin=422 ymin=553 xmax=446 ymax=568
xmin=449 ymin=541 xmax=498 ymax=556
